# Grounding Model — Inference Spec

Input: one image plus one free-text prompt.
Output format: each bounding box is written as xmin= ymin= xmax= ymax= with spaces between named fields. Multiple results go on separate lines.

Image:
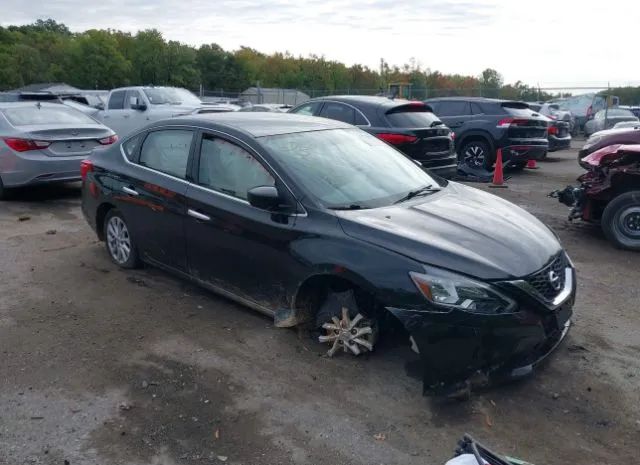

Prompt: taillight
xmin=376 ymin=133 xmax=418 ymax=145
xmin=98 ymin=134 xmax=118 ymax=145
xmin=496 ymin=118 xmax=532 ymax=128
xmin=548 ymin=125 xmax=558 ymax=135
xmin=450 ymin=132 xmax=455 ymax=140
xmin=80 ymin=159 xmax=94 ymax=181
xmin=3 ymin=138 xmax=51 ymax=152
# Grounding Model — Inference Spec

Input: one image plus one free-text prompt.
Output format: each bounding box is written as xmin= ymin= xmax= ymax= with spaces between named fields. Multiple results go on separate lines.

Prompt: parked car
xmin=529 ymin=102 xmax=575 ymax=134
xmin=289 ymin=96 xmax=457 ymax=179
xmin=578 ymin=126 xmax=640 ymax=168
xmin=583 ymin=108 xmax=639 ymax=136
xmin=425 ymin=97 xmax=549 ymax=169
xmin=528 ymin=105 xmax=572 ymax=152
xmin=0 ymin=101 xmax=117 ymax=199
xmin=548 ymin=94 xmax=607 ymax=134
xmin=81 ymin=113 xmax=575 ymax=396
xmin=613 ymin=120 xmax=640 ymax=130
xmin=94 ymin=86 xmax=225 ymax=137
xmin=552 ymin=144 xmax=640 ymax=250
xmin=239 ymin=103 xmax=293 ymax=113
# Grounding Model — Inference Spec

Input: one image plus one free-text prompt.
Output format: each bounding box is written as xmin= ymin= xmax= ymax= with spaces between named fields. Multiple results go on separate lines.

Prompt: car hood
xmin=335 ymin=182 xmax=561 ymax=280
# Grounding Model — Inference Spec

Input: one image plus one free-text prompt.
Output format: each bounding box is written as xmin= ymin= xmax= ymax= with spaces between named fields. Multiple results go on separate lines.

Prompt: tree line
xmin=2 ymin=19 xmax=638 ymax=104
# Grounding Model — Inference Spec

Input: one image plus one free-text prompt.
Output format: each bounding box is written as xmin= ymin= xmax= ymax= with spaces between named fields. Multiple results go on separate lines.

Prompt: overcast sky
xmin=3 ymin=0 xmax=639 ymax=89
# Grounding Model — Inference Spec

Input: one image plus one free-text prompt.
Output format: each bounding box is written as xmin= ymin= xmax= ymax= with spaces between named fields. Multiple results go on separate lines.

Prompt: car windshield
xmin=143 ymin=88 xmax=201 ymax=106
xmin=260 ymin=128 xmax=439 ymax=209
xmin=2 ymin=104 xmax=97 ymax=126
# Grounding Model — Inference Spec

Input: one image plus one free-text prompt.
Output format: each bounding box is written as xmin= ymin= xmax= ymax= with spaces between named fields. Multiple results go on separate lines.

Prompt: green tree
xmin=68 ymin=30 xmax=131 ymax=88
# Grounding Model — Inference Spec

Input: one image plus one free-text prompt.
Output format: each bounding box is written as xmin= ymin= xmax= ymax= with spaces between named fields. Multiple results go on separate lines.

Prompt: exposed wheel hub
xmin=620 ymin=207 xmax=640 ymax=236
xmin=319 ymin=307 xmax=375 ymax=356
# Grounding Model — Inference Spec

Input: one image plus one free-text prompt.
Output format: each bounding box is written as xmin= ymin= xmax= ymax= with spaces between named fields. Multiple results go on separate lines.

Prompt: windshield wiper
xmin=394 ymin=185 xmax=441 ymax=204
xmin=329 ymin=204 xmax=365 ymax=210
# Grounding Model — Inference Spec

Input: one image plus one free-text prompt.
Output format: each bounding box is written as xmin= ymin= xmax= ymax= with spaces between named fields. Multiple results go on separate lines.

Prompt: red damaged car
xmin=553 ymin=144 xmax=640 ymax=250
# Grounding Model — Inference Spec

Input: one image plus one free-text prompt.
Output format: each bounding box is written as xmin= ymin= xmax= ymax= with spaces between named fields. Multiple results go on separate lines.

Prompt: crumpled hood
xmin=336 ymin=182 xmax=561 ymax=280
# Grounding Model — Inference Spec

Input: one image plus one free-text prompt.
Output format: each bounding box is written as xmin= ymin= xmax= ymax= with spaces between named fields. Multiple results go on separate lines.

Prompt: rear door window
xmin=291 ymin=101 xmax=321 ymax=116
xmin=139 ymin=129 xmax=194 ymax=179
xmin=108 ymin=90 xmax=126 ymax=110
xmin=471 ymin=102 xmax=485 ymax=114
xmin=2 ymin=105 xmax=97 ymax=126
xmin=319 ymin=102 xmax=356 ymax=124
xmin=436 ymin=101 xmax=471 ymax=117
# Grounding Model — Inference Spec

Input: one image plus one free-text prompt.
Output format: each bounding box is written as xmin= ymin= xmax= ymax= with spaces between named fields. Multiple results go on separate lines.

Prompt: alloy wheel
xmin=106 ymin=216 xmax=132 ymax=264
xmin=464 ymin=144 xmax=485 ymax=168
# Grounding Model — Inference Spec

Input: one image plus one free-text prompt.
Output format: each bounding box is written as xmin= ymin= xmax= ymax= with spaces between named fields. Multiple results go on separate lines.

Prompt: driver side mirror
xmin=247 ymin=186 xmax=281 ymax=210
xmin=130 ymin=96 xmax=147 ymax=111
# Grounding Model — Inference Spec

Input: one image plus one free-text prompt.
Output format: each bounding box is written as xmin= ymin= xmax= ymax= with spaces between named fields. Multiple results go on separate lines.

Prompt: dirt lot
xmin=1 ymin=143 xmax=639 ymax=465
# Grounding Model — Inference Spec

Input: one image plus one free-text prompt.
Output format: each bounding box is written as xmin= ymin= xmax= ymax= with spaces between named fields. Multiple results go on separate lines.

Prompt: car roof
xmin=424 ymin=97 xmax=515 ymax=103
xmin=0 ymin=101 xmax=66 ymax=109
xmin=164 ymin=112 xmax=351 ymax=137
xmin=306 ymin=95 xmax=424 ymax=111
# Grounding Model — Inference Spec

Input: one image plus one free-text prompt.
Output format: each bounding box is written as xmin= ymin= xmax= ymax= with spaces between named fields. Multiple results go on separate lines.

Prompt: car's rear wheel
xmin=460 ymin=140 xmax=493 ymax=169
xmin=601 ymin=191 xmax=640 ymax=251
xmin=104 ymin=209 xmax=140 ymax=268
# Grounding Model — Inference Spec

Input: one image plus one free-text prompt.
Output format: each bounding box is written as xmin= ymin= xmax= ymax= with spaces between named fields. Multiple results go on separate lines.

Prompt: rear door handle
xmin=188 ymin=209 xmax=210 ymax=221
xmin=122 ymin=186 xmax=139 ymax=196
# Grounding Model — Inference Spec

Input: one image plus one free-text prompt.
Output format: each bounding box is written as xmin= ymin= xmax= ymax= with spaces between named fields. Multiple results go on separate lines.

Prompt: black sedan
xmin=289 ymin=96 xmax=458 ymax=179
xmin=81 ymin=113 xmax=575 ymax=396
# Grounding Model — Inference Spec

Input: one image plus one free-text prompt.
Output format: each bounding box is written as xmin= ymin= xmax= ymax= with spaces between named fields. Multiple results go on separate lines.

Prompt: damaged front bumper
xmin=386 ymin=286 xmax=574 ymax=396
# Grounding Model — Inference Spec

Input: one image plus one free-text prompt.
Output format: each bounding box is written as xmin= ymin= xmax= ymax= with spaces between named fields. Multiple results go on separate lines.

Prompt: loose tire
xmin=104 ymin=209 xmax=140 ymax=268
xmin=460 ymin=140 xmax=493 ymax=169
xmin=601 ymin=191 xmax=640 ymax=251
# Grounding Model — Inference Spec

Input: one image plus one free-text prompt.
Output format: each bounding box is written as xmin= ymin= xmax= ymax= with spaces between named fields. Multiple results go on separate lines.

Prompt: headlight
xmin=583 ymin=135 xmax=602 ymax=149
xmin=409 ymin=267 xmax=517 ymax=314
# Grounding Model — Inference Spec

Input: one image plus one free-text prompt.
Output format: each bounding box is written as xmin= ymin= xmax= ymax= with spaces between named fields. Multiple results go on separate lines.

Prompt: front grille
xmin=525 ymin=253 xmax=568 ymax=300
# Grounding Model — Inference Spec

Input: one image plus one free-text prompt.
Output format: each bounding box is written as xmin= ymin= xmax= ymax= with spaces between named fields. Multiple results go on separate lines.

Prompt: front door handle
xmin=188 ymin=209 xmax=210 ymax=221
xmin=122 ymin=186 xmax=139 ymax=196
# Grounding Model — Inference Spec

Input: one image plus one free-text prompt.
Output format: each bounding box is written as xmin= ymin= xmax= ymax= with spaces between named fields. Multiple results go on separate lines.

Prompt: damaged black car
xmin=81 ymin=113 xmax=575 ymax=396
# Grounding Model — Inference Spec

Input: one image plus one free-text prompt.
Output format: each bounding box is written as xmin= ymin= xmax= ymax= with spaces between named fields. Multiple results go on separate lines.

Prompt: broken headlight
xmin=409 ymin=267 xmax=517 ymax=314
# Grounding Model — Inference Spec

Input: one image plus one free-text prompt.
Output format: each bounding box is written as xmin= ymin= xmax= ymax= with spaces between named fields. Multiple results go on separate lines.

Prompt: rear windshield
xmin=2 ymin=105 xmax=97 ymax=126
xmin=386 ymin=108 xmax=441 ymax=128
xmin=502 ymin=102 xmax=537 ymax=117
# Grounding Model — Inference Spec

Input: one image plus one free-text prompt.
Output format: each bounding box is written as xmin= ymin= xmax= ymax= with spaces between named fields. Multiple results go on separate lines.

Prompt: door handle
xmin=188 ymin=209 xmax=210 ymax=221
xmin=122 ymin=186 xmax=139 ymax=196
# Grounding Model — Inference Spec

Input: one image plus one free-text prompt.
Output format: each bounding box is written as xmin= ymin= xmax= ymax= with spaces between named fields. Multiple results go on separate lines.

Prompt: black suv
xmin=290 ymin=96 xmax=457 ymax=178
xmin=425 ymin=97 xmax=549 ymax=169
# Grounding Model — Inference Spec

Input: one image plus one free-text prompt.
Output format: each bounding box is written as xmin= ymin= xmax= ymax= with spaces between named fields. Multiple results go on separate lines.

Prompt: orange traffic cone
xmin=489 ymin=149 xmax=507 ymax=188
xmin=526 ymin=158 xmax=538 ymax=169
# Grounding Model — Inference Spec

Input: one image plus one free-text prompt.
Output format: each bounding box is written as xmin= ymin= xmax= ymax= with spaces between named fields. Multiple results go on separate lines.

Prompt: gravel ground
xmin=1 ymin=142 xmax=639 ymax=465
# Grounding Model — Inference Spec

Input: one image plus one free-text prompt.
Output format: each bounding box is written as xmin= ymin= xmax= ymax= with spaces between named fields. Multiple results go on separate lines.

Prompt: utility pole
xmin=604 ymin=81 xmax=610 ymax=130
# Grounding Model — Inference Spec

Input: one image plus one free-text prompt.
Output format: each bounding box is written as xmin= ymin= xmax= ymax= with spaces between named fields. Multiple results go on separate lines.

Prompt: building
xmin=240 ymin=87 xmax=309 ymax=105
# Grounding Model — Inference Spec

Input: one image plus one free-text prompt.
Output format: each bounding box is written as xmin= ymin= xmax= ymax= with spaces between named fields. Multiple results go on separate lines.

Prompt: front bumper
xmin=425 ymin=162 xmax=458 ymax=180
xmin=386 ymin=267 xmax=575 ymax=395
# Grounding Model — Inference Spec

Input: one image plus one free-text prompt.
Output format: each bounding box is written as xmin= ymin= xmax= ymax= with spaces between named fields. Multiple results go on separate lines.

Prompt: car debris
xmin=551 ymin=144 xmax=640 ymax=250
